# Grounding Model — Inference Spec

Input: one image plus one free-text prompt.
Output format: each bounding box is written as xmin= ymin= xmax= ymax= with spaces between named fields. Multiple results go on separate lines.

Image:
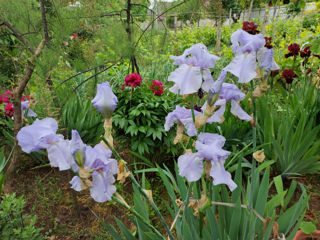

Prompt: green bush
xmin=302 ymin=12 xmax=320 ymax=31
xmin=0 ymin=193 xmax=43 ymax=240
xmin=113 ymin=85 xmax=181 ymax=157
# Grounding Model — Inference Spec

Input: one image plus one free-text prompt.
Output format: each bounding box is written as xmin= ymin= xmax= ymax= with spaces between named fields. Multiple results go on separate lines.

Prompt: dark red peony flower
xmin=285 ymin=43 xmax=300 ymax=58
xmin=242 ymin=21 xmax=259 ymax=35
xmin=300 ymin=46 xmax=311 ymax=58
xmin=280 ymin=69 xmax=297 ymax=84
xmin=72 ymin=33 xmax=78 ymax=39
xmin=4 ymin=102 xmax=14 ymax=117
xmin=151 ymin=80 xmax=164 ymax=96
xmin=122 ymin=73 xmax=142 ymax=89
xmin=264 ymin=37 xmax=273 ymax=49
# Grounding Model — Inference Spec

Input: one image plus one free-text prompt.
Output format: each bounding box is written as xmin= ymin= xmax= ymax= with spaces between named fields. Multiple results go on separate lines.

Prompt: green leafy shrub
xmin=303 ymin=12 xmax=320 ymax=31
xmin=113 ymin=85 xmax=181 ymax=157
xmin=0 ymin=193 xmax=43 ymax=240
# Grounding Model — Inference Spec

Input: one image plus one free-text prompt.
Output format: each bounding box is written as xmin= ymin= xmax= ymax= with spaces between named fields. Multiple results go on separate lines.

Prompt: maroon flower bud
xmin=280 ymin=69 xmax=297 ymax=84
xmin=242 ymin=21 xmax=259 ymax=35
xmin=287 ymin=43 xmax=300 ymax=56
xmin=300 ymin=46 xmax=311 ymax=58
xmin=264 ymin=37 xmax=273 ymax=49
xmin=194 ymin=105 xmax=202 ymax=112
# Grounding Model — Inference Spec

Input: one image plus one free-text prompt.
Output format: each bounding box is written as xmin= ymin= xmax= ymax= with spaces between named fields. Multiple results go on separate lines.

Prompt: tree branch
xmin=40 ymin=0 xmax=50 ymax=42
xmin=134 ymin=0 xmax=189 ymax=49
xmin=0 ymin=20 xmax=35 ymax=55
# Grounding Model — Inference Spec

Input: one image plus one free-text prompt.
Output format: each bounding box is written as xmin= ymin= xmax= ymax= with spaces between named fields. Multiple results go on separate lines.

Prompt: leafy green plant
xmin=0 ymin=146 xmax=13 ymax=194
xmin=61 ymin=94 xmax=104 ymax=145
xmin=113 ymin=85 xmax=181 ymax=156
xmin=0 ymin=193 xmax=43 ymax=240
xmin=256 ymin=79 xmax=320 ymax=175
xmin=99 ymin=162 xmax=308 ymax=239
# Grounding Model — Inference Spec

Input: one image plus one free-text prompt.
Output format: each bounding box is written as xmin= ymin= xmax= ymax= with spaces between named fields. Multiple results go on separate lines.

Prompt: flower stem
xmin=249 ymin=81 xmax=257 ymax=210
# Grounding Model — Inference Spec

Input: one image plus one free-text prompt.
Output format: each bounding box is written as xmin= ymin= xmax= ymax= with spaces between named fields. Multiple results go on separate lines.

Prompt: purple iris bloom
xmin=177 ymin=133 xmax=237 ymax=191
xmin=92 ymin=82 xmax=118 ymax=118
xmin=21 ymin=101 xmax=37 ymax=117
xmin=17 ymin=118 xmax=58 ymax=153
xmin=178 ymin=152 xmax=203 ymax=182
xmin=70 ymin=143 xmax=118 ymax=202
xmin=210 ymin=160 xmax=237 ymax=191
xmin=168 ymin=43 xmax=220 ymax=95
xmin=47 ymin=137 xmax=78 ymax=172
xmin=164 ymin=105 xmax=200 ymax=137
xmin=196 ymin=133 xmax=236 ymax=191
xmin=195 ymin=133 xmax=230 ymax=162
xmin=257 ymin=48 xmax=280 ymax=73
xmin=224 ymin=29 xmax=265 ymax=83
xmin=205 ymin=83 xmax=252 ymax=122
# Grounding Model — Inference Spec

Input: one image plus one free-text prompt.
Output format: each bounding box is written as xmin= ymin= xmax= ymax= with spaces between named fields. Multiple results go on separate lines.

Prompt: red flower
xmin=81 ymin=23 xmax=85 ymax=26
xmin=242 ymin=21 xmax=259 ymax=35
xmin=21 ymin=95 xmax=30 ymax=101
xmin=285 ymin=43 xmax=300 ymax=58
xmin=122 ymin=73 xmax=142 ymax=89
xmin=72 ymin=33 xmax=77 ymax=39
xmin=264 ymin=37 xmax=273 ymax=49
xmin=300 ymin=46 xmax=311 ymax=58
xmin=1 ymin=90 xmax=14 ymax=103
xmin=281 ymin=69 xmax=297 ymax=84
xmin=4 ymin=102 xmax=14 ymax=117
xmin=151 ymin=80 xmax=164 ymax=96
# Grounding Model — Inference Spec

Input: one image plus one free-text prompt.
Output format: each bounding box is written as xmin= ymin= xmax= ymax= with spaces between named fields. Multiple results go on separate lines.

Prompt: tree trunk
xmin=272 ymin=1 xmax=278 ymax=20
xmin=261 ymin=4 xmax=270 ymax=35
xmin=215 ymin=15 xmax=222 ymax=53
xmin=4 ymin=40 xmax=45 ymax=192
xmin=248 ymin=0 xmax=254 ymax=20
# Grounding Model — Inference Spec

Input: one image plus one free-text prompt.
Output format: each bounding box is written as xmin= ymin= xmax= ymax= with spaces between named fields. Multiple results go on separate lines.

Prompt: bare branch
xmin=134 ymin=0 xmax=189 ymax=49
xmin=73 ymin=62 xmax=118 ymax=91
xmin=0 ymin=20 xmax=35 ymax=55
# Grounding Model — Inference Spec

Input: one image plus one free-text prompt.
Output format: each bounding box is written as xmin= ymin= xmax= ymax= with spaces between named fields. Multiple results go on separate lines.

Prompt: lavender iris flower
xmin=70 ymin=142 xmax=118 ymax=202
xmin=177 ymin=133 xmax=237 ymax=191
xmin=257 ymin=48 xmax=280 ymax=73
xmin=47 ymin=137 xmax=78 ymax=172
xmin=21 ymin=101 xmax=37 ymax=117
xmin=205 ymin=83 xmax=252 ymax=122
xmin=17 ymin=118 xmax=58 ymax=153
xmin=168 ymin=43 xmax=220 ymax=95
xmin=92 ymin=82 xmax=118 ymax=118
xmin=164 ymin=105 xmax=200 ymax=137
xmin=178 ymin=152 xmax=203 ymax=182
xmin=224 ymin=29 xmax=265 ymax=83
xmin=196 ymin=133 xmax=237 ymax=191
xmin=195 ymin=133 xmax=231 ymax=162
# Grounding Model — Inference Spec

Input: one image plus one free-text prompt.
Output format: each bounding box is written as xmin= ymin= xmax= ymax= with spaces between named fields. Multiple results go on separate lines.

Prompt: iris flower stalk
xmin=91 ymin=81 xmax=118 ymax=150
